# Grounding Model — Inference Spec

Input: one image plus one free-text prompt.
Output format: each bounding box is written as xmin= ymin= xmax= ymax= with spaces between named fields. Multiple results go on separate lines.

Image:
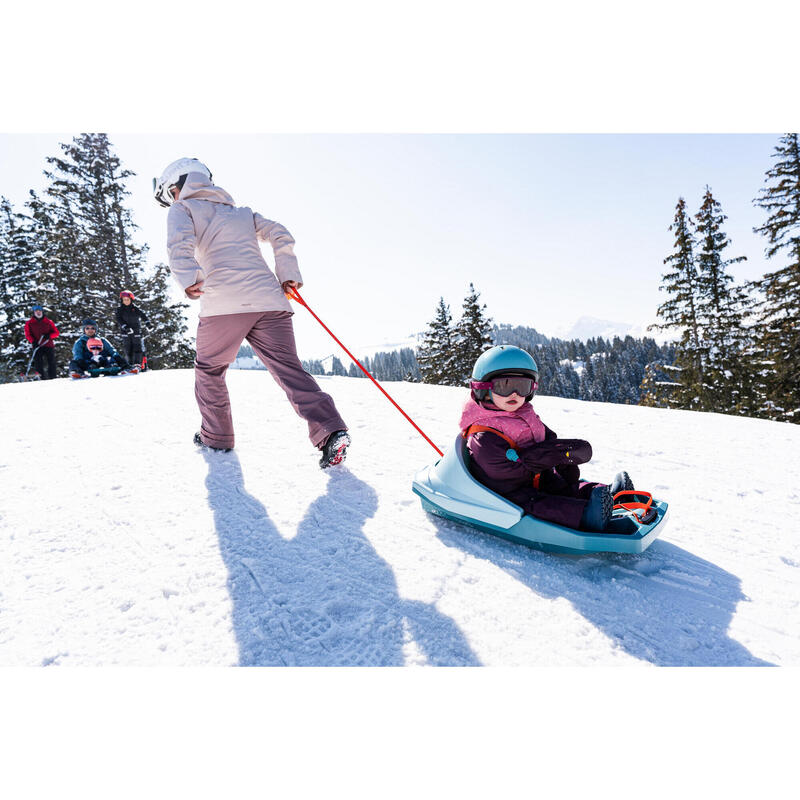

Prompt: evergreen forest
xmin=2 ymin=133 xmax=798 ymax=424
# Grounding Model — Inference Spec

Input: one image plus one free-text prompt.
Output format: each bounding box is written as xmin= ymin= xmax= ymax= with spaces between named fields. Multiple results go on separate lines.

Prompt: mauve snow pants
xmin=194 ymin=310 xmax=347 ymax=450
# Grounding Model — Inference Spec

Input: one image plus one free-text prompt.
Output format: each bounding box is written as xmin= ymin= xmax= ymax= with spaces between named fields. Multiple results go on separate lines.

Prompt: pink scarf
xmin=459 ymin=396 xmax=546 ymax=447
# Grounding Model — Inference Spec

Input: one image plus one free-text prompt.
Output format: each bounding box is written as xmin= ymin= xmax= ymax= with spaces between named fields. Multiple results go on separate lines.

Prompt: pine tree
xmin=330 ymin=356 xmax=347 ymax=376
xmin=750 ymin=133 xmax=800 ymax=422
xmin=651 ymin=197 xmax=704 ymax=409
xmin=639 ymin=362 xmax=679 ymax=408
xmin=138 ymin=264 xmax=195 ymax=369
xmin=417 ymin=297 xmax=458 ymax=385
xmin=693 ymin=187 xmax=752 ymax=414
xmin=0 ymin=197 xmax=41 ymax=380
xmin=452 ymin=283 xmax=494 ymax=383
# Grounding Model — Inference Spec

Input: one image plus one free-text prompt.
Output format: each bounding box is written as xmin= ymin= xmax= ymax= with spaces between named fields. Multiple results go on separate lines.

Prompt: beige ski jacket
xmin=166 ymin=173 xmax=303 ymax=317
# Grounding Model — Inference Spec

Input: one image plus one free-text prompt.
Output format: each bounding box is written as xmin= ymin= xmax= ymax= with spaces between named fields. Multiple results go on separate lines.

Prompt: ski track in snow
xmin=1 ymin=370 xmax=798 ymax=666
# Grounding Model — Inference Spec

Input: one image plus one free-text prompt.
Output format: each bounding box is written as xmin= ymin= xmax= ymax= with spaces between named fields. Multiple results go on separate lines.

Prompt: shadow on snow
xmin=430 ymin=517 xmax=773 ymax=667
xmin=202 ymin=451 xmax=479 ymax=666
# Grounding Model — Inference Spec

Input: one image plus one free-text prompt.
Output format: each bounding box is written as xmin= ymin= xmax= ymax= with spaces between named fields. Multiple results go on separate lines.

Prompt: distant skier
xmin=154 ymin=157 xmax=349 ymax=466
xmin=69 ymin=318 xmax=137 ymax=378
xmin=461 ymin=345 xmax=634 ymax=532
xmin=115 ymin=289 xmax=149 ymax=370
xmin=24 ymin=304 xmax=60 ymax=379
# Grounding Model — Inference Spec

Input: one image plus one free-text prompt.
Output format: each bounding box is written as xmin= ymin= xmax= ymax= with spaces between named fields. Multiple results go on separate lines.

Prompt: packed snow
xmin=1 ymin=369 xmax=798 ymax=666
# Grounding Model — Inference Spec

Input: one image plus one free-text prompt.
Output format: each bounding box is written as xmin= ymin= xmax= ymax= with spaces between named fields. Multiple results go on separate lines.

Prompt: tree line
xmin=0 ymin=133 xmax=194 ymax=381
xmin=644 ymin=133 xmax=800 ymax=423
xmin=4 ymin=133 xmax=797 ymax=423
xmin=296 ymin=283 xmax=675 ymax=407
xmin=348 ymin=133 xmax=798 ymax=423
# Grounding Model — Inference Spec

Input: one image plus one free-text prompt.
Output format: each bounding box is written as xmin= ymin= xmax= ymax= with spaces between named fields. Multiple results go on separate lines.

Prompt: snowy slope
xmin=1 ymin=370 xmax=798 ymax=667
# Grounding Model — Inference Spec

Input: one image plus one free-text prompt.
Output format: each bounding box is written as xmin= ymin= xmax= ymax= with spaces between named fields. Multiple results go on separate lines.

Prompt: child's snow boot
xmin=610 ymin=471 xmax=634 ymax=495
xmin=580 ymin=485 xmax=613 ymax=532
xmin=319 ymin=430 xmax=350 ymax=469
xmin=193 ymin=431 xmax=232 ymax=453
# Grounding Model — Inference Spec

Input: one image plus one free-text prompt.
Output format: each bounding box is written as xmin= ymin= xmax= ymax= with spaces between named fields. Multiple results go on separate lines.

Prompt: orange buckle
xmin=612 ymin=490 xmax=655 ymax=523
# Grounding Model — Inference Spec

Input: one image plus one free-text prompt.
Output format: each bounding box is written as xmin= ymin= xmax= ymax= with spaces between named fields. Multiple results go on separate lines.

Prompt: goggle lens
xmin=490 ymin=377 xmax=536 ymax=397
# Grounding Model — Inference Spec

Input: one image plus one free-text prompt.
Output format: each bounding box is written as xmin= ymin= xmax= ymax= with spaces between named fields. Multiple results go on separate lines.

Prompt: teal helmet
xmin=470 ymin=345 xmax=539 ymax=401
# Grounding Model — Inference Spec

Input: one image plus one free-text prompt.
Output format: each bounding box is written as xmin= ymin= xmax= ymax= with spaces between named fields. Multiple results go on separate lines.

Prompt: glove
xmin=122 ymin=325 xmax=132 ymax=335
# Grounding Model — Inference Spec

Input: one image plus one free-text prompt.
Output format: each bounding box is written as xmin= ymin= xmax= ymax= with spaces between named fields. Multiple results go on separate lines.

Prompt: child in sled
xmin=69 ymin=319 xmax=136 ymax=377
xmin=461 ymin=345 xmax=634 ymax=532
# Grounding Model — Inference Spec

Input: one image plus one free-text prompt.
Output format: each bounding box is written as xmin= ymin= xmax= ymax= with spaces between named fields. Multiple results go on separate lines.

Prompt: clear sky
xmin=0 ymin=133 xmax=782 ymax=358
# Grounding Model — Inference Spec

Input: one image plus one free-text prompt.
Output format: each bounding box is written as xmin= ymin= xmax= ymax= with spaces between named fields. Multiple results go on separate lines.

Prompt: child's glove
xmin=506 ymin=449 xmax=519 ymax=462
xmin=516 ymin=439 xmax=593 ymax=471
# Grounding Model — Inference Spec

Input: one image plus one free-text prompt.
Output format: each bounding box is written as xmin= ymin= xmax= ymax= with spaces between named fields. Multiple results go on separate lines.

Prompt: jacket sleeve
xmin=72 ymin=338 xmax=84 ymax=360
xmin=253 ymin=213 xmax=303 ymax=286
xmin=101 ymin=338 xmax=119 ymax=358
xmin=469 ymin=431 xmax=535 ymax=484
xmin=516 ymin=438 xmax=593 ymax=472
xmin=166 ymin=202 xmax=205 ymax=289
xmin=24 ymin=319 xmax=33 ymax=343
xmin=48 ymin=319 xmax=59 ymax=339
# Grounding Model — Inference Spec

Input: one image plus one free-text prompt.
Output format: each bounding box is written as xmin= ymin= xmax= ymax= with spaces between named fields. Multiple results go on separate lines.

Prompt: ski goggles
xmin=471 ymin=376 xmax=538 ymax=397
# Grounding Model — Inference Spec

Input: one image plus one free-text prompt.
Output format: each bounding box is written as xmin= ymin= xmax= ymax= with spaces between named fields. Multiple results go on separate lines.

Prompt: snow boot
xmin=319 ymin=430 xmax=350 ymax=469
xmin=193 ymin=431 xmax=232 ymax=453
xmin=70 ymin=370 xmax=89 ymax=379
xmin=580 ymin=485 xmax=613 ymax=532
xmin=610 ymin=471 xmax=634 ymax=496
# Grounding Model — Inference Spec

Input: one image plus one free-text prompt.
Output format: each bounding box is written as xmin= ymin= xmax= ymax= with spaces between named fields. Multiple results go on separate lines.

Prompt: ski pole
xmin=286 ymin=287 xmax=443 ymax=457
xmin=24 ymin=336 xmax=46 ymax=378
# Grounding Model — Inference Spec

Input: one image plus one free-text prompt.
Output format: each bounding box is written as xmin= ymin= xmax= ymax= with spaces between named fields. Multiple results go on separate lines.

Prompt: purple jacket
xmin=461 ymin=399 xmax=590 ymax=492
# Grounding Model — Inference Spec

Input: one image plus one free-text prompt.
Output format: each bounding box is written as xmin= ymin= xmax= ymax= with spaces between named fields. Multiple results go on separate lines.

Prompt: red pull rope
xmin=287 ymin=287 xmax=443 ymax=457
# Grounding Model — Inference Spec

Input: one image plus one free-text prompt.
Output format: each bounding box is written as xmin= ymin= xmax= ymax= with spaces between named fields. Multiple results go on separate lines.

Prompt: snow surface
xmin=1 ymin=369 xmax=798 ymax=667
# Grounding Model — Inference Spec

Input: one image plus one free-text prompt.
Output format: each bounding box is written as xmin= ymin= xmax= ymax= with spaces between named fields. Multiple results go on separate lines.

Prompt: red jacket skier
xmin=24 ymin=304 xmax=60 ymax=380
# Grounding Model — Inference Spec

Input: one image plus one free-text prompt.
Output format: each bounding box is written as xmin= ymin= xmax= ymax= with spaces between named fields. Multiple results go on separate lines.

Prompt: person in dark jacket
xmin=23 ymin=304 xmax=60 ymax=379
xmin=69 ymin=318 xmax=135 ymax=378
xmin=461 ymin=346 xmax=634 ymax=532
xmin=115 ymin=290 xmax=149 ymax=369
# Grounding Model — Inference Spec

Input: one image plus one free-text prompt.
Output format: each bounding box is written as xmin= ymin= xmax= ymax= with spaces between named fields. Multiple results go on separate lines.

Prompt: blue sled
xmin=412 ymin=436 xmax=669 ymax=555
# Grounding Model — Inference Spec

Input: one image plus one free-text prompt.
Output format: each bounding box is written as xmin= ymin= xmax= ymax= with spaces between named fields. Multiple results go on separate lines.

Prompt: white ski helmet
xmin=153 ymin=158 xmax=212 ymax=207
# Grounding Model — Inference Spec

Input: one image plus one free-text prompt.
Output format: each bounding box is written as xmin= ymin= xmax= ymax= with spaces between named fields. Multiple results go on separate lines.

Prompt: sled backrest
xmin=413 ymin=436 xmax=523 ymax=530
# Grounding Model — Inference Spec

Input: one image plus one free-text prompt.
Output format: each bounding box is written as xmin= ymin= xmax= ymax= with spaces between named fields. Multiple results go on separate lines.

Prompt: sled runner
xmin=412 ymin=436 xmax=669 ymax=555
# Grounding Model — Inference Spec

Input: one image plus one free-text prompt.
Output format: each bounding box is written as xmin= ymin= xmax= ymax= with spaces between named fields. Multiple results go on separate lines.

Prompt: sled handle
xmin=286 ymin=286 xmax=444 ymax=457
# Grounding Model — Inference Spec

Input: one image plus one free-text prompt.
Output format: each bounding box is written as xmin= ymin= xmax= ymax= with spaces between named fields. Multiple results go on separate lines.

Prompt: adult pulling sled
xmin=413 ymin=435 xmax=670 ymax=555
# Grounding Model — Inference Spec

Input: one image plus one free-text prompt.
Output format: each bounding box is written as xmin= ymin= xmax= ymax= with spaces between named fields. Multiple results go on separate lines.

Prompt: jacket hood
xmin=178 ymin=172 xmax=235 ymax=206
